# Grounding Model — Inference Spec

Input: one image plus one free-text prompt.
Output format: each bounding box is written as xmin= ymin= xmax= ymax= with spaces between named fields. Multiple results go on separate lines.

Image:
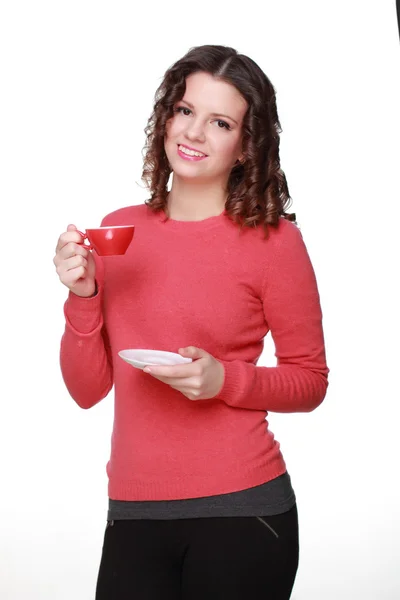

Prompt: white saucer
xmin=118 ymin=349 xmax=193 ymax=370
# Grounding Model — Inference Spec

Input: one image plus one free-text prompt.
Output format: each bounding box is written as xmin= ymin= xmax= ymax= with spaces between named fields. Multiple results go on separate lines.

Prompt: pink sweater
xmin=60 ymin=204 xmax=329 ymax=501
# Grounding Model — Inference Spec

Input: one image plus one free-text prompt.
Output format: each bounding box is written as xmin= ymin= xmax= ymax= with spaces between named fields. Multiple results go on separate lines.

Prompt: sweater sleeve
xmin=59 ymin=251 xmax=113 ymax=409
xmin=214 ymin=220 xmax=329 ymax=413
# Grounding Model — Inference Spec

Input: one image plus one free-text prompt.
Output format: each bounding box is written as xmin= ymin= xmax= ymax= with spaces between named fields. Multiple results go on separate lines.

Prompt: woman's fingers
xmin=55 ymin=229 xmax=84 ymax=254
xmin=53 ymin=225 xmax=97 ymax=297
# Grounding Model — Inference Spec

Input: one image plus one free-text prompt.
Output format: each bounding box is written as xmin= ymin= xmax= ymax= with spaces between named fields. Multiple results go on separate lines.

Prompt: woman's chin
xmin=171 ymin=165 xmax=209 ymax=181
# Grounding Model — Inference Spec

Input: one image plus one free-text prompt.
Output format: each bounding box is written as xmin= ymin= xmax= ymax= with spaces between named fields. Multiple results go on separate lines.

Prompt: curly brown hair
xmin=142 ymin=45 xmax=296 ymax=237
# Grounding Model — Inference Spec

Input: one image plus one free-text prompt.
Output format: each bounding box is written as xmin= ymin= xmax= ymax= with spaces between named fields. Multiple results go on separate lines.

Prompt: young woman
xmin=54 ymin=44 xmax=329 ymax=599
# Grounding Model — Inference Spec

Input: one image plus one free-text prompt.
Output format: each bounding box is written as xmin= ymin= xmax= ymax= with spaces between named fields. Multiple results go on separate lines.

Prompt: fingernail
xmin=143 ymin=367 xmax=151 ymax=373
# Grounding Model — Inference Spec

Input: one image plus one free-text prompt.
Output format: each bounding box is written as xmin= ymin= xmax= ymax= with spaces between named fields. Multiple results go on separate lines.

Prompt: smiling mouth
xmin=177 ymin=144 xmax=208 ymax=158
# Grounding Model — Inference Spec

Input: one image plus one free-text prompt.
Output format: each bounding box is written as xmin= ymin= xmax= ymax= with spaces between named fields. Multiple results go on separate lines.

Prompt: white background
xmin=1 ymin=1 xmax=399 ymax=598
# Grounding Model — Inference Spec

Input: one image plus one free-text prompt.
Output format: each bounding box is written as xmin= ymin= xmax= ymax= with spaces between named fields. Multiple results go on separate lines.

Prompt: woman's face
xmin=164 ymin=72 xmax=248 ymax=185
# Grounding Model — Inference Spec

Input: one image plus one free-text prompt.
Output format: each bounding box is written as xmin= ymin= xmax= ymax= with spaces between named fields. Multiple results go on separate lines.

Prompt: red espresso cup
xmin=77 ymin=225 xmax=135 ymax=256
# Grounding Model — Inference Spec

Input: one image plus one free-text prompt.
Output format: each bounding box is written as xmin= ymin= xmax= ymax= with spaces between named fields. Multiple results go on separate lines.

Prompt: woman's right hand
xmin=53 ymin=224 xmax=97 ymax=298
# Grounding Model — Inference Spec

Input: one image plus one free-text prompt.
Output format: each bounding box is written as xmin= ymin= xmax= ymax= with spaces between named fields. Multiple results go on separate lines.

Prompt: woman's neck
xmin=166 ymin=177 xmax=227 ymax=221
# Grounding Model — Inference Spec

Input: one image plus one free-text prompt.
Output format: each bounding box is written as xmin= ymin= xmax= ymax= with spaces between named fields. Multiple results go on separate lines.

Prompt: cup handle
xmin=77 ymin=230 xmax=93 ymax=251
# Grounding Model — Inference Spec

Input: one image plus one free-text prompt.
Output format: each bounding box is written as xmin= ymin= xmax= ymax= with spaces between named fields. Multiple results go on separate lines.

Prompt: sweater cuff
xmin=214 ymin=359 xmax=250 ymax=407
xmin=64 ymin=285 xmax=103 ymax=335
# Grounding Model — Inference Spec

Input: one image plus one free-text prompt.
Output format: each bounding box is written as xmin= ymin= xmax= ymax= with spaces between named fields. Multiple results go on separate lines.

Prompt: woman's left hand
xmin=143 ymin=346 xmax=225 ymax=401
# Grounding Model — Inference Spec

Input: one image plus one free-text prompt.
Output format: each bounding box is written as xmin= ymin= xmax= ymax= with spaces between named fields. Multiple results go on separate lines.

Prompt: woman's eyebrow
xmin=180 ymin=99 xmax=238 ymax=125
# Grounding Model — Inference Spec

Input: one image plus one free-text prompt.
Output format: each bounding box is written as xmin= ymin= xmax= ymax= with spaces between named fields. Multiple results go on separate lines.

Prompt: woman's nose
xmin=185 ymin=118 xmax=206 ymax=142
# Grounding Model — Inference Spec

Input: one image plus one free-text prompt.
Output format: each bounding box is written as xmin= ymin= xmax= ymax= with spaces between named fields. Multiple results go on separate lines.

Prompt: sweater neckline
xmin=154 ymin=207 xmax=228 ymax=232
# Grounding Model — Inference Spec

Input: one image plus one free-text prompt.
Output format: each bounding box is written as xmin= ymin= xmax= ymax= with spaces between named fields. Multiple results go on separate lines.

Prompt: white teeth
xmin=179 ymin=145 xmax=206 ymax=157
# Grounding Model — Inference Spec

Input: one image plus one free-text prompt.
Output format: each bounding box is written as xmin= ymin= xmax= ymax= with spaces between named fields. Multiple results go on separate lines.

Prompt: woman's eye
xmin=174 ymin=107 xmax=230 ymax=130
xmin=215 ymin=120 xmax=230 ymax=130
xmin=176 ymin=106 xmax=191 ymax=116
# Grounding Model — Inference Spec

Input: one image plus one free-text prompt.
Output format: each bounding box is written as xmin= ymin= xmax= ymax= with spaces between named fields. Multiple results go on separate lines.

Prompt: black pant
xmin=397 ymin=0 xmax=400 ymax=41
xmin=95 ymin=504 xmax=299 ymax=599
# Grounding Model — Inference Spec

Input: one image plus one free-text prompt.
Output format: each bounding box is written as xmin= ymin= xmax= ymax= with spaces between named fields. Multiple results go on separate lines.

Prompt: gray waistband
xmin=107 ymin=472 xmax=296 ymax=520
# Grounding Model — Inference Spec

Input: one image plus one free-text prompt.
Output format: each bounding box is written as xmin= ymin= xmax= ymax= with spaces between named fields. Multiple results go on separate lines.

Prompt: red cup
xmin=77 ymin=225 xmax=135 ymax=256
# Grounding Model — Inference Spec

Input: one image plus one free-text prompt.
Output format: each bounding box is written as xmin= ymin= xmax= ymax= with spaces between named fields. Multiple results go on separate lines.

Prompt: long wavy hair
xmin=142 ymin=45 xmax=296 ymax=237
